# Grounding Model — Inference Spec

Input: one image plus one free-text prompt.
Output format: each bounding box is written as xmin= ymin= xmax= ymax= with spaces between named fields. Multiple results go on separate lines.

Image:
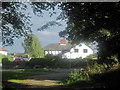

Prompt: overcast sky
xmin=4 ymin=3 xmax=67 ymax=53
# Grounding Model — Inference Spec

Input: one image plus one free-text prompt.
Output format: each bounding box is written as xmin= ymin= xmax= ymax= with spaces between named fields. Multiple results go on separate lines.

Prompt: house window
xmin=83 ymin=49 xmax=88 ymax=53
xmin=74 ymin=49 xmax=78 ymax=53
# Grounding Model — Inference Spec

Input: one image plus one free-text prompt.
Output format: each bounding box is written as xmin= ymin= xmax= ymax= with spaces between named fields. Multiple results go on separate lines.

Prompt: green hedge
xmin=2 ymin=54 xmax=97 ymax=69
xmin=0 ymin=54 xmax=13 ymax=64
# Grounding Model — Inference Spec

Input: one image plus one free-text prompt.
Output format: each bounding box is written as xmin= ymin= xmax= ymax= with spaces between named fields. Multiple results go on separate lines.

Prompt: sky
xmin=4 ymin=3 xmax=67 ymax=53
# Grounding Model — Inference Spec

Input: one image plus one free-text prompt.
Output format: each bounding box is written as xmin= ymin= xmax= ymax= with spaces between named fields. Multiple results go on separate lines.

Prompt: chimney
xmin=60 ymin=38 xmax=66 ymax=45
xmin=89 ymin=42 xmax=91 ymax=46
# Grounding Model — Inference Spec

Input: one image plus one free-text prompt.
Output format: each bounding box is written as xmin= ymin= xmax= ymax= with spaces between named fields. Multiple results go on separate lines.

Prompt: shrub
xmin=64 ymin=69 xmax=89 ymax=85
xmin=87 ymin=62 xmax=114 ymax=75
xmin=2 ymin=58 xmax=11 ymax=65
xmin=28 ymin=58 xmax=46 ymax=68
xmin=86 ymin=54 xmax=98 ymax=59
xmin=0 ymin=55 xmax=13 ymax=64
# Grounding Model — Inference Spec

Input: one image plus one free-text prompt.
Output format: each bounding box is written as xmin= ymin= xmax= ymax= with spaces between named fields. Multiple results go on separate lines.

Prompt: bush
xmin=2 ymin=55 xmax=98 ymax=69
xmin=2 ymin=58 xmax=11 ymax=65
xmin=63 ymin=69 xmax=89 ymax=85
xmin=28 ymin=58 xmax=46 ymax=68
xmin=0 ymin=54 xmax=13 ymax=64
xmin=86 ymin=54 xmax=98 ymax=59
xmin=27 ymin=57 xmax=97 ymax=69
xmin=88 ymin=63 xmax=106 ymax=75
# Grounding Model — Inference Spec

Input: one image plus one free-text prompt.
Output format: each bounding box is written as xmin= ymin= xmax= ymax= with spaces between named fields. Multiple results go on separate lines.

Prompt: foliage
xmin=2 ymin=60 xmax=28 ymax=69
xmin=62 ymin=62 xmax=120 ymax=87
xmin=0 ymin=54 xmax=13 ymax=64
xmin=2 ymin=56 xmax=97 ymax=69
xmin=86 ymin=54 xmax=98 ymax=59
xmin=57 ymin=3 xmax=120 ymax=63
xmin=2 ymin=55 xmax=13 ymax=65
xmin=2 ymin=2 xmax=57 ymax=46
xmin=88 ymin=63 xmax=107 ymax=75
xmin=62 ymin=69 xmax=89 ymax=85
xmin=2 ymin=2 xmax=32 ymax=46
xmin=23 ymin=34 xmax=44 ymax=58
xmin=27 ymin=58 xmax=46 ymax=68
xmin=2 ymin=58 xmax=11 ymax=65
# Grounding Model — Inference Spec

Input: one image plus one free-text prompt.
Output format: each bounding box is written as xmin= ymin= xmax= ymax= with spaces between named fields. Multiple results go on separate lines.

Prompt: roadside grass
xmin=2 ymin=71 xmax=32 ymax=81
xmin=3 ymin=68 xmax=53 ymax=81
xmin=23 ymin=68 xmax=54 ymax=72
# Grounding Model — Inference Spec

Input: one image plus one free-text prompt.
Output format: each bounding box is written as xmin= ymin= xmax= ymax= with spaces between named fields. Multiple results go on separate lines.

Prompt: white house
xmin=44 ymin=38 xmax=94 ymax=59
xmin=0 ymin=46 xmax=8 ymax=56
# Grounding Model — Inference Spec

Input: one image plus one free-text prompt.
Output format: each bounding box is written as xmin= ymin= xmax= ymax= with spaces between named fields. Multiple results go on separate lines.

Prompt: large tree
xmin=57 ymin=3 xmax=120 ymax=63
xmin=2 ymin=2 xmax=57 ymax=46
xmin=23 ymin=34 xmax=44 ymax=58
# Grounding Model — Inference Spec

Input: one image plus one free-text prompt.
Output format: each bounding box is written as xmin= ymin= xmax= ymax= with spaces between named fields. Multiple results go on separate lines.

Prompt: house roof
xmin=0 ymin=46 xmax=8 ymax=51
xmin=14 ymin=53 xmax=29 ymax=57
xmin=44 ymin=43 xmax=72 ymax=51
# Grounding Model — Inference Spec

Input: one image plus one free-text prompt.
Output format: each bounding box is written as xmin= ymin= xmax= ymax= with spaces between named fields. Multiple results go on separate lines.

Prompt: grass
xmin=2 ymin=68 xmax=53 ymax=81
xmin=2 ymin=68 xmax=54 ymax=89
xmin=8 ymin=79 xmax=29 ymax=82
xmin=23 ymin=68 xmax=54 ymax=72
xmin=2 ymin=71 xmax=32 ymax=81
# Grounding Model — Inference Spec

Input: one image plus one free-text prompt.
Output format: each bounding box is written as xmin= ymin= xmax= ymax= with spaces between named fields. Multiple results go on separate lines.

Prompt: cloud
xmin=39 ymin=31 xmax=58 ymax=35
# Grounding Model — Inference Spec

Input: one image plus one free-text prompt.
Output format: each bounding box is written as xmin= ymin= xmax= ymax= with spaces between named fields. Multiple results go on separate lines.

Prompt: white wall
xmin=62 ymin=43 xmax=93 ymax=59
xmin=45 ymin=50 xmax=61 ymax=56
xmin=0 ymin=51 xmax=7 ymax=56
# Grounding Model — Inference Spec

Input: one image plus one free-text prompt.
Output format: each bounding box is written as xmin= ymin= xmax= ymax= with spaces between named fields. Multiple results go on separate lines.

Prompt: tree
xmin=2 ymin=2 xmax=57 ymax=46
xmin=2 ymin=2 xmax=32 ymax=46
xmin=23 ymin=34 xmax=44 ymax=58
xmin=57 ymin=2 xmax=120 ymax=63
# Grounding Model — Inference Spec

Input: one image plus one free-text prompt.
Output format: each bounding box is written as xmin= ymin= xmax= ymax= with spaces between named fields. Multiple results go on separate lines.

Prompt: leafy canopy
xmin=2 ymin=2 xmax=57 ymax=46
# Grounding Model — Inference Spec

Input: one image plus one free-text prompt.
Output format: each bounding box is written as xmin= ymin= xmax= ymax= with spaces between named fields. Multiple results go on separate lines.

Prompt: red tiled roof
xmin=0 ymin=46 xmax=8 ymax=51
